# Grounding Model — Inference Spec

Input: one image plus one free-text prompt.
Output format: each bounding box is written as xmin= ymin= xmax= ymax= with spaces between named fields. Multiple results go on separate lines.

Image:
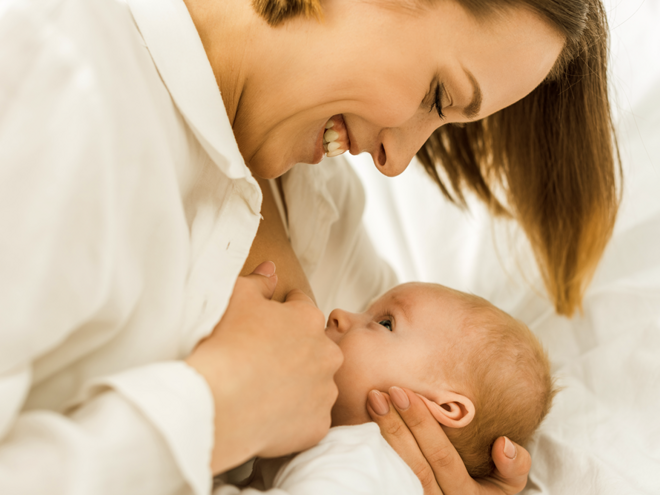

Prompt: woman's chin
xmin=248 ymin=155 xmax=294 ymax=179
xmin=248 ymin=144 xmax=322 ymax=179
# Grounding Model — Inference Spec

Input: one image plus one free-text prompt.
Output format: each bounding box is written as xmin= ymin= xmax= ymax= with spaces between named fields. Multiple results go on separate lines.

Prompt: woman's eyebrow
xmin=463 ymin=69 xmax=482 ymax=119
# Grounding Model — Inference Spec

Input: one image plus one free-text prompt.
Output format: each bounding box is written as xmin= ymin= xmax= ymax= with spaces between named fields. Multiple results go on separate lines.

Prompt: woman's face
xmin=233 ymin=0 xmax=564 ymax=179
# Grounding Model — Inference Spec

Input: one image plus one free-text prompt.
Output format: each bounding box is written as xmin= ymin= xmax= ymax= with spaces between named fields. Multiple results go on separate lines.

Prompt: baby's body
xmin=216 ymin=422 xmax=422 ymax=495
xmin=215 ymin=282 xmax=554 ymax=494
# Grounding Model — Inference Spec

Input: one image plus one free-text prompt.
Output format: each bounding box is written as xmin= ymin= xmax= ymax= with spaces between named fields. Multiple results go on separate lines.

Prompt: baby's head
xmin=326 ymin=282 xmax=555 ymax=477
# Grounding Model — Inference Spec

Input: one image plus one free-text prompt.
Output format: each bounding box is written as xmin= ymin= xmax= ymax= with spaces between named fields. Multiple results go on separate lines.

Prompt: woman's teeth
xmin=323 ymin=118 xmax=347 ymax=158
xmin=324 ymin=130 xmax=339 ymax=142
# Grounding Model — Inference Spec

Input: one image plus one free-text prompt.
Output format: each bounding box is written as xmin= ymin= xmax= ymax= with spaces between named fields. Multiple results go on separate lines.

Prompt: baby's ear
xmin=417 ymin=392 xmax=475 ymax=428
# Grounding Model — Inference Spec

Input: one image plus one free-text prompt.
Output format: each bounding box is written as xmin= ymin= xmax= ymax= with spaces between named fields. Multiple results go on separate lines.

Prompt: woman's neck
xmin=183 ymin=0 xmax=256 ymax=126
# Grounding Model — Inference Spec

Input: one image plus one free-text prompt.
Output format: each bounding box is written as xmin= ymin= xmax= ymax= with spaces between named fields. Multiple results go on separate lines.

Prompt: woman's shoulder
xmin=0 ymin=0 xmax=172 ymax=147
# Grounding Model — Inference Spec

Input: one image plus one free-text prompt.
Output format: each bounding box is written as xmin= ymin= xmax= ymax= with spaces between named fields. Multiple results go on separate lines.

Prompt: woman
xmin=0 ymin=0 xmax=617 ymax=493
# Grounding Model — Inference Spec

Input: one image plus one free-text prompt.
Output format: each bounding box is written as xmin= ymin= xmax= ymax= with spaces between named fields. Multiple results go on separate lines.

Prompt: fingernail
xmin=254 ymin=261 xmax=276 ymax=277
xmin=389 ymin=386 xmax=410 ymax=410
xmin=368 ymin=390 xmax=389 ymax=416
xmin=503 ymin=437 xmax=517 ymax=459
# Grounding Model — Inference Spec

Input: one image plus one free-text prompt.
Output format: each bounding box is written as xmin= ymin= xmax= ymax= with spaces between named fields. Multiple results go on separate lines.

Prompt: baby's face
xmin=326 ymin=282 xmax=472 ymax=426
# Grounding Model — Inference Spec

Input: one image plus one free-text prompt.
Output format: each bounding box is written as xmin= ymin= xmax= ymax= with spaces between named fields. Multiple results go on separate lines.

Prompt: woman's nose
xmin=328 ymin=308 xmax=356 ymax=334
xmin=373 ymin=120 xmax=439 ymax=177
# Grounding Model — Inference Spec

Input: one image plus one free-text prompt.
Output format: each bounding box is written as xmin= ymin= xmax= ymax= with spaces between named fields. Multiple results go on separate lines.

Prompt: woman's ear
xmin=417 ymin=392 xmax=475 ymax=428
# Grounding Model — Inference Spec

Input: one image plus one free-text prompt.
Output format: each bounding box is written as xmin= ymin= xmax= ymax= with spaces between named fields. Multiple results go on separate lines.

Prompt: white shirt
xmin=0 ymin=0 xmax=396 ymax=493
xmin=214 ymin=424 xmax=423 ymax=495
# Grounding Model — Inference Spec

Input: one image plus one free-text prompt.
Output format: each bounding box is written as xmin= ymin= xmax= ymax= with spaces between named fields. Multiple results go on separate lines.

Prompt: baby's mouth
xmin=323 ymin=115 xmax=350 ymax=157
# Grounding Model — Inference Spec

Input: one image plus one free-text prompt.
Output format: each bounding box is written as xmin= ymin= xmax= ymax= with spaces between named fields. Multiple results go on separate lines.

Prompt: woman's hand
xmin=367 ymin=387 xmax=531 ymax=495
xmin=186 ymin=262 xmax=343 ymax=474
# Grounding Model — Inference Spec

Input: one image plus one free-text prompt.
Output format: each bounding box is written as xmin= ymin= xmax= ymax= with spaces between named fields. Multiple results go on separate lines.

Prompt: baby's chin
xmin=331 ymin=402 xmax=372 ymax=427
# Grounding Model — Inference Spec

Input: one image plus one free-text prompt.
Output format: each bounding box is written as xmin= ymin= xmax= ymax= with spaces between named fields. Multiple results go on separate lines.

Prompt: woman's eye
xmin=378 ymin=319 xmax=393 ymax=331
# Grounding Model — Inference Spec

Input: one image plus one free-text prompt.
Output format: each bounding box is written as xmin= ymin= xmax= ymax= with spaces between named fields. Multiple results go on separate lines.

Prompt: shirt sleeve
xmin=0 ymin=3 xmax=214 ymax=494
xmin=0 ymin=362 xmax=213 ymax=495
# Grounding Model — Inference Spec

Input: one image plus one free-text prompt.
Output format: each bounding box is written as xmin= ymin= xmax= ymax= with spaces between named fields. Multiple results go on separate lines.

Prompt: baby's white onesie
xmin=214 ymin=423 xmax=423 ymax=495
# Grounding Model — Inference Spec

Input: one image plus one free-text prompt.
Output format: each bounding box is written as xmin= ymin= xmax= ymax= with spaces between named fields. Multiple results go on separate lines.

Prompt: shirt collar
xmin=126 ymin=0 xmax=250 ymax=180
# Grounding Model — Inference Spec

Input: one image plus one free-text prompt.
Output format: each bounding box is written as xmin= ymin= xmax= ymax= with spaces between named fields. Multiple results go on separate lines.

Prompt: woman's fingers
xmin=386 ymin=387 xmax=479 ymax=495
xmin=482 ymin=437 xmax=531 ymax=495
xmin=369 ymin=386 xmax=532 ymax=495
xmin=367 ymin=390 xmax=443 ymax=495
xmin=239 ymin=261 xmax=278 ymax=300
xmin=187 ymin=263 xmax=342 ymax=473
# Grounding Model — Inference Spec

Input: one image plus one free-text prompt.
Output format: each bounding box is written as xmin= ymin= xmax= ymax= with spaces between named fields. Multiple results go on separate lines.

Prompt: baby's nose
xmin=327 ymin=308 xmax=353 ymax=334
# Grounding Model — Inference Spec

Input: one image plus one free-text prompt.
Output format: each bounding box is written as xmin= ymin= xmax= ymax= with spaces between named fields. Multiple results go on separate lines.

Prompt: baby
xmin=216 ymin=282 xmax=555 ymax=494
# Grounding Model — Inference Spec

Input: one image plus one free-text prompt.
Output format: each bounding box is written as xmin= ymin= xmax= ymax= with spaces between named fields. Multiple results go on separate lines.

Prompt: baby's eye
xmin=378 ymin=319 xmax=393 ymax=331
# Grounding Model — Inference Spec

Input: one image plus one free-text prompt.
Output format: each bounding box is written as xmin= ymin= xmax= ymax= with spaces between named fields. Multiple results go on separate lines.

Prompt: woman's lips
xmin=345 ymin=123 xmax=358 ymax=155
xmin=313 ymin=125 xmax=327 ymax=163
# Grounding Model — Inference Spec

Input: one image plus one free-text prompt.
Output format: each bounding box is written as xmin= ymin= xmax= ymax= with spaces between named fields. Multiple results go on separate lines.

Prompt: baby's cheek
xmin=330 ymin=362 xmax=373 ymax=426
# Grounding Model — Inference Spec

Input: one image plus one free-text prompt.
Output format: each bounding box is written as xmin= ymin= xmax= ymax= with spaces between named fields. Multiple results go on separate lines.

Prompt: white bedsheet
xmin=348 ymin=1 xmax=660 ymax=493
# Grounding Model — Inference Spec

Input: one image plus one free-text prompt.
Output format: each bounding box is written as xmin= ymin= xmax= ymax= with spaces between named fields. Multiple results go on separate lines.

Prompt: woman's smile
xmin=224 ymin=0 xmax=563 ymax=180
xmin=321 ymin=115 xmax=352 ymax=159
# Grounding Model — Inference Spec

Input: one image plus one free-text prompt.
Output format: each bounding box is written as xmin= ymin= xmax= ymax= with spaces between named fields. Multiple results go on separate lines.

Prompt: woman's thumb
xmin=249 ymin=261 xmax=278 ymax=299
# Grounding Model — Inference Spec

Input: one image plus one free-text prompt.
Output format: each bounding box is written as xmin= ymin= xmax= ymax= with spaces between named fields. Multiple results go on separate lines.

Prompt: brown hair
xmin=446 ymin=295 xmax=556 ymax=477
xmin=252 ymin=0 xmax=323 ymax=25
xmin=417 ymin=0 xmax=620 ymax=316
xmin=253 ymin=0 xmax=621 ymax=316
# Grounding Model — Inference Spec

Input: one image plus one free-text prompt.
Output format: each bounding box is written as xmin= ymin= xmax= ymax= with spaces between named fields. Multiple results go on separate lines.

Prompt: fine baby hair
xmin=440 ymin=293 xmax=556 ymax=477
xmin=328 ymin=282 xmax=557 ymax=479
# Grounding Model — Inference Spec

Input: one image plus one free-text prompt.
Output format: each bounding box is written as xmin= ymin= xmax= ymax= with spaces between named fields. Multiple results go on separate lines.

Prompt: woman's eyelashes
xmin=424 ymin=80 xmax=447 ymax=121
xmin=432 ymin=83 xmax=446 ymax=120
xmin=378 ymin=318 xmax=393 ymax=331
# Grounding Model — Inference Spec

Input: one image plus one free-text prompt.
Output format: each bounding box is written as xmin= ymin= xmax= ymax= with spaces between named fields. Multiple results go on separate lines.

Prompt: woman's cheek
xmin=351 ymin=88 xmax=422 ymax=129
